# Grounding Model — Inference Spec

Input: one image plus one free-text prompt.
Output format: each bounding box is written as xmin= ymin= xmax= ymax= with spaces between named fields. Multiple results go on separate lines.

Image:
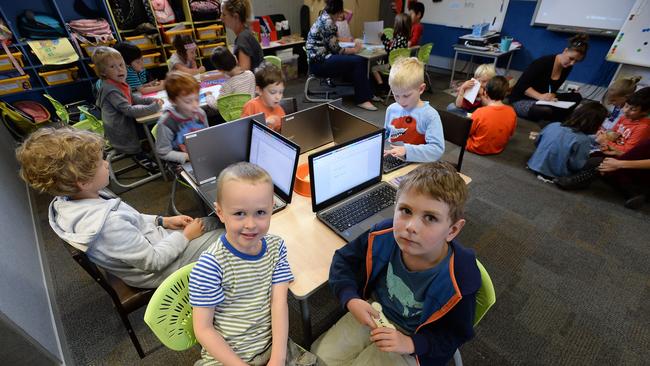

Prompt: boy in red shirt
xmin=241 ymin=62 xmax=286 ymax=132
xmin=597 ymin=87 xmax=650 ymax=156
xmin=407 ymin=1 xmax=425 ymax=47
xmin=466 ymin=76 xmax=517 ymax=155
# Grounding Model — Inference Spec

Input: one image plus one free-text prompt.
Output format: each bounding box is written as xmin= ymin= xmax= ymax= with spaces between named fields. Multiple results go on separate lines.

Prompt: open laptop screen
xmin=249 ymin=121 xmax=300 ymax=203
xmin=309 ymin=130 xmax=384 ymax=211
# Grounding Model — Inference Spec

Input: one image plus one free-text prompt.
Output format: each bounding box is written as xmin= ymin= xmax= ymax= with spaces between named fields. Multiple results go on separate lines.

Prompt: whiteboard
xmin=421 ymin=0 xmax=509 ymax=32
xmin=532 ymin=0 xmax=636 ymax=32
xmin=606 ymin=0 xmax=650 ymax=67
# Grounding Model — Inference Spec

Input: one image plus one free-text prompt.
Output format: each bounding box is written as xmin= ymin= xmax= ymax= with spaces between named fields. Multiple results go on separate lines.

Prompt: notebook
xmin=281 ymin=103 xmax=333 ymax=152
xmin=308 ymin=129 xmax=396 ymax=241
xmin=248 ymin=121 xmax=301 ymax=213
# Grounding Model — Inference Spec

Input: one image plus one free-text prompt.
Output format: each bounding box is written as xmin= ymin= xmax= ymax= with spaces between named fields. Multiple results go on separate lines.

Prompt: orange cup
xmin=294 ymin=163 xmax=311 ymax=197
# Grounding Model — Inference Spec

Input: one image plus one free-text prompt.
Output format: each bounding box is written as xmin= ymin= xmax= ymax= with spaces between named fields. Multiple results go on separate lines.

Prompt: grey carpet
xmin=31 ymin=72 xmax=649 ymax=365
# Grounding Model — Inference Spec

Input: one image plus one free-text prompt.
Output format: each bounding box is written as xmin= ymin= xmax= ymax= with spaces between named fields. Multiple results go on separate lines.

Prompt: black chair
xmin=280 ymin=97 xmax=298 ymax=114
xmin=438 ymin=109 xmax=473 ymax=172
xmin=63 ymin=243 xmax=154 ymax=359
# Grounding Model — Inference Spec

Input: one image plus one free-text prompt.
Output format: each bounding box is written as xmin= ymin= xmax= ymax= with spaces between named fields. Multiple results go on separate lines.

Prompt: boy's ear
xmin=418 ymin=82 xmax=426 ymax=95
xmin=445 ymin=218 xmax=466 ymax=242
xmin=214 ymin=201 xmax=225 ymax=222
xmin=255 ymin=86 xmax=262 ymax=96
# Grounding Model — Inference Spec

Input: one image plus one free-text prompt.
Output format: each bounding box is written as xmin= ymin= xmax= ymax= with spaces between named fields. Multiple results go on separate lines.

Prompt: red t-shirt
xmin=607 ymin=115 xmax=650 ymax=154
xmin=410 ymin=22 xmax=423 ymax=46
xmin=466 ymin=104 xmax=517 ymax=155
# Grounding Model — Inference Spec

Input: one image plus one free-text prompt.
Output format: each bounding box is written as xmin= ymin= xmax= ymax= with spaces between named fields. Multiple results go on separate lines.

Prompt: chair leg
xmin=168 ymin=177 xmax=183 ymax=216
xmin=304 ymin=76 xmax=333 ymax=103
xmin=453 ymin=348 xmax=462 ymax=366
xmin=425 ymin=72 xmax=433 ymax=93
xmin=116 ymin=309 xmax=146 ymax=358
xmin=107 ymin=151 xmax=162 ymax=191
xmin=384 ymin=89 xmax=393 ymax=106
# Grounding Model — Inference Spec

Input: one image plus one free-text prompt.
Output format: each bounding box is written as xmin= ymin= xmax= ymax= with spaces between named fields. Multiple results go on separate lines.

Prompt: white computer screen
xmin=249 ymin=124 xmax=298 ymax=196
xmin=312 ymin=132 xmax=383 ymax=205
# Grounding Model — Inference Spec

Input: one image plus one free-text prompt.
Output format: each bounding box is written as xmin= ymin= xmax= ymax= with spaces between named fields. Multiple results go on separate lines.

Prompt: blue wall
xmin=421 ymin=0 xmax=619 ymax=86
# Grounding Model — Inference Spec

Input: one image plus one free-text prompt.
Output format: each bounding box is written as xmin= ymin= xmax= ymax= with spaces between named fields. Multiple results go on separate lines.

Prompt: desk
xmin=450 ymin=45 xmax=519 ymax=87
xmin=181 ymin=152 xmax=471 ymax=344
xmin=262 ymin=39 xmax=306 ymax=53
xmin=357 ymin=44 xmax=420 ymax=78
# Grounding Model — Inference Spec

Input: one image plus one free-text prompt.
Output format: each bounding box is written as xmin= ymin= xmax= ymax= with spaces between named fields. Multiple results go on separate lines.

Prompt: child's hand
xmin=460 ymin=79 xmax=475 ymax=93
xmin=164 ymin=215 xmax=193 ymax=229
xmin=370 ymin=327 xmax=415 ymax=354
xmin=346 ymin=298 xmax=379 ymax=329
xmin=266 ymin=116 xmax=282 ymax=132
xmin=183 ymin=218 xmax=205 ymax=240
xmin=156 ymin=99 xmax=164 ymax=106
xmin=384 ymin=145 xmax=406 ymax=159
xmin=198 ymin=66 xmax=206 ymax=74
xmin=595 ymin=130 xmax=608 ymax=144
xmin=599 ymin=158 xmax=624 ymax=172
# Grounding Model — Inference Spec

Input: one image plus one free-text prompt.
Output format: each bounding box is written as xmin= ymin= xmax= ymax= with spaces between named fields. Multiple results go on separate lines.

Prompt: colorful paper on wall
xmin=27 ymin=38 xmax=79 ymax=65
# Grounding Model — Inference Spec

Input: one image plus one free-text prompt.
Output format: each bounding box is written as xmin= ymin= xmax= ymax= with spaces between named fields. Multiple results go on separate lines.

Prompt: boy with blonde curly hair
xmin=384 ymin=57 xmax=444 ymax=162
xmin=16 ymin=128 xmax=222 ymax=288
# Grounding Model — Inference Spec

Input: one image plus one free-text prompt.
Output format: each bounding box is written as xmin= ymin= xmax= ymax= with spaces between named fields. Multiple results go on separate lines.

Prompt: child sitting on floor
xmin=466 ymin=75 xmax=518 ymax=155
xmin=92 ymin=46 xmax=162 ymax=170
xmin=311 ymin=162 xmax=481 ymax=366
xmin=155 ymin=71 xmax=209 ymax=164
xmin=384 ymin=57 xmax=445 ymax=162
xmin=447 ymin=64 xmax=496 ymax=117
xmin=16 ymin=127 xmax=222 ymax=288
xmin=241 ymin=61 xmax=286 ymax=132
xmin=596 ymin=86 xmax=650 ymax=157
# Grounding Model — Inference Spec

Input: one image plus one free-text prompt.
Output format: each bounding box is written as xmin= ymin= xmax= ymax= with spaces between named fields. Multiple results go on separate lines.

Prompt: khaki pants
xmin=195 ymin=338 xmax=318 ymax=366
xmin=311 ymin=313 xmax=417 ymax=366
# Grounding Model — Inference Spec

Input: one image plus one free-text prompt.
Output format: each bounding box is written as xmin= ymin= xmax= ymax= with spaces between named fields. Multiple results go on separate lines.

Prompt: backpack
xmin=17 ymin=11 xmax=66 ymax=39
xmin=107 ymin=0 xmax=148 ymax=30
xmin=68 ymin=18 xmax=114 ymax=43
xmin=12 ymin=101 xmax=51 ymax=123
xmin=189 ymin=0 xmax=220 ymax=21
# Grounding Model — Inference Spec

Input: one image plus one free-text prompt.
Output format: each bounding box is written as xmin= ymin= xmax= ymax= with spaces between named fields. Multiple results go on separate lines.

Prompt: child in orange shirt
xmin=596 ymin=87 xmax=650 ymax=156
xmin=466 ymin=76 xmax=517 ymax=155
xmin=241 ymin=62 xmax=285 ymax=132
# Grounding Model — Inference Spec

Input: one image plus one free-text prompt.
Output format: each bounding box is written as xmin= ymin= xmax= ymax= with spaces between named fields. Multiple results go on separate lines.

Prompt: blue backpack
xmin=18 ymin=11 xmax=66 ymax=39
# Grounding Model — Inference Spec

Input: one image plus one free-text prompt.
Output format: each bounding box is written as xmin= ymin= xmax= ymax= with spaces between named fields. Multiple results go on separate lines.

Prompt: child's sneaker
xmin=132 ymin=153 xmax=159 ymax=173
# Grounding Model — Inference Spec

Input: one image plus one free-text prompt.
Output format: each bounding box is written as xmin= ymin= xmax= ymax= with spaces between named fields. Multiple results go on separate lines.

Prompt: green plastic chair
xmin=383 ymin=27 xmax=394 ymax=39
xmin=453 ymin=259 xmax=496 ymax=366
xmin=217 ymin=93 xmax=252 ymax=122
xmin=73 ymin=106 xmax=104 ymax=136
xmin=381 ymin=48 xmax=412 ymax=105
xmin=264 ymin=55 xmax=282 ymax=68
xmin=43 ymin=94 xmax=70 ymax=124
xmin=144 ymin=262 xmax=197 ymax=351
xmin=416 ymin=43 xmax=434 ymax=92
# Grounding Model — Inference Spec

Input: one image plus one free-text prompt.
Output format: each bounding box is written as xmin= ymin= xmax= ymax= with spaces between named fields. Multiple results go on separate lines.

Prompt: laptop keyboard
xmin=383 ymin=155 xmax=408 ymax=172
xmin=322 ymin=184 xmax=396 ymax=232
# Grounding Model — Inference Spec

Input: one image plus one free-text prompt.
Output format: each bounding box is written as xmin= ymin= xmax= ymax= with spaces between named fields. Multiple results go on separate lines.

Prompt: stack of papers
xmin=535 ymin=100 xmax=575 ymax=109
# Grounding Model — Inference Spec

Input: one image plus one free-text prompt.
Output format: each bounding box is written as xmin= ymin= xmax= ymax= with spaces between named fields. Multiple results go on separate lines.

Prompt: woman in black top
xmin=220 ymin=0 xmax=264 ymax=71
xmin=510 ymin=34 xmax=588 ymax=123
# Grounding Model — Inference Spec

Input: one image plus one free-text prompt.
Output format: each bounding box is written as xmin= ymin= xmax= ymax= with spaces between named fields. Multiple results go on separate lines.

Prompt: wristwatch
xmin=156 ymin=215 xmax=164 ymax=227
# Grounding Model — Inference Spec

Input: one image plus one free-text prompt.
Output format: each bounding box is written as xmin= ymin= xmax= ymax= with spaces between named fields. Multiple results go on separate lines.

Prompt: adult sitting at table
xmin=220 ymin=0 xmax=264 ymax=71
xmin=306 ymin=0 xmax=377 ymax=111
xmin=510 ymin=33 xmax=588 ymax=124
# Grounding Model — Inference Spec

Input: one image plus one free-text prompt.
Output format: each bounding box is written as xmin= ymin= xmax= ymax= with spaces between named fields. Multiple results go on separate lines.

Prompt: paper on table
xmin=339 ymin=42 xmax=355 ymax=48
xmin=463 ymin=78 xmax=481 ymax=104
xmin=363 ymin=21 xmax=384 ymax=45
xmin=535 ymin=100 xmax=575 ymax=109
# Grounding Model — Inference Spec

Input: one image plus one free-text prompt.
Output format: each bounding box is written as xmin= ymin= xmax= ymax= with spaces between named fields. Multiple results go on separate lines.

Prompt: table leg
xmin=300 ymin=298 xmax=312 ymax=345
xmin=450 ymin=51 xmax=459 ymax=88
xmin=143 ymin=122 xmax=167 ymax=181
xmin=505 ymin=52 xmax=514 ymax=75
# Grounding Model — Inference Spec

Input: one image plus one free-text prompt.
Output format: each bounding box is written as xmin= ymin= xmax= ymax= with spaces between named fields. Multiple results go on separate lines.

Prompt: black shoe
xmin=554 ymin=168 xmax=597 ymax=190
xmin=624 ymin=194 xmax=646 ymax=209
xmin=132 ymin=153 xmax=159 ymax=173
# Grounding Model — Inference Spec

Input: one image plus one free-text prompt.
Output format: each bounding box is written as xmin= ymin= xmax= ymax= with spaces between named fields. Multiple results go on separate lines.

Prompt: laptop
xmin=327 ymin=103 xmax=380 ymax=144
xmin=280 ymin=103 xmax=333 ymax=152
xmin=248 ymin=121 xmax=301 ymax=213
xmin=308 ymin=129 xmax=397 ymax=241
xmin=183 ymin=113 xmax=263 ymax=203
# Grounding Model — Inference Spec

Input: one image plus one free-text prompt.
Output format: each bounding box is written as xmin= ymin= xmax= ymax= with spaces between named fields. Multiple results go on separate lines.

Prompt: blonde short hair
xmin=15 ymin=128 xmax=104 ymax=196
xmin=388 ymin=57 xmax=424 ymax=90
xmin=474 ymin=64 xmax=496 ymax=79
xmin=396 ymin=162 xmax=468 ymax=223
xmin=216 ymin=162 xmax=273 ymax=204
xmin=91 ymin=46 xmax=123 ymax=79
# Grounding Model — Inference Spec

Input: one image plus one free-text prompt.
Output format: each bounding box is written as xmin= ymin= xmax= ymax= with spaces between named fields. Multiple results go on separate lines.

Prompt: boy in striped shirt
xmin=114 ymin=42 xmax=165 ymax=94
xmin=189 ymin=162 xmax=316 ymax=365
